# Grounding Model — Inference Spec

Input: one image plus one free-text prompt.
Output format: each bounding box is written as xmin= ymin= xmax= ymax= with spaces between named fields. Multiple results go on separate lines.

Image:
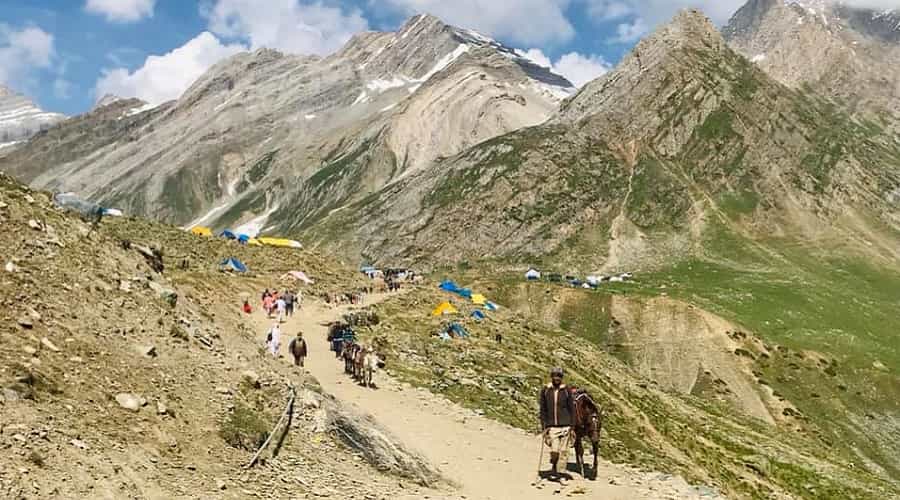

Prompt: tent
xmin=525 ymin=268 xmax=541 ymax=280
xmin=448 ymin=323 xmax=469 ymax=338
xmin=102 ymin=208 xmax=124 ymax=217
xmin=431 ymin=302 xmax=458 ymax=316
xmin=237 ymin=234 xmax=251 ymax=244
xmin=485 ymin=301 xmax=499 ymax=311
xmin=258 ymin=237 xmax=302 ymax=249
xmin=439 ymin=280 xmax=460 ymax=293
xmin=190 ymin=226 xmax=213 ymax=237
xmin=282 ymin=271 xmax=314 ymax=284
xmin=471 ymin=293 xmax=487 ymax=305
xmin=471 ymin=310 xmax=486 ymax=321
xmin=220 ymin=257 xmax=248 ymax=273
xmin=248 ymin=238 xmax=263 ymax=246
xmin=586 ymin=276 xmax=601 ymax=286
xmin=456 ymin=288 xmax=473 ymax=299
xmin=220 ymin=230 xmax=237 ymax=240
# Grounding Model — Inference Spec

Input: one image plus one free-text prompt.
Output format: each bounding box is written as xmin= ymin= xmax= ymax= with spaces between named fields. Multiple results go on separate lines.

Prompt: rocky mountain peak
xmin=93 ymin=94 xmax=125 ymax=110
xmin=0 ymin=85 xmax=66 ymax=145
xmin=725 ymin=0 xmax=900 ymax=122
xmin=557 ymin=9 xmax=727 ymax=131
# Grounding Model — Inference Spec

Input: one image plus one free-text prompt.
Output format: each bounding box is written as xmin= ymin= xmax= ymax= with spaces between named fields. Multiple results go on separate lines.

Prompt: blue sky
xmin=0 ymin=0 xmax=754 ymax=116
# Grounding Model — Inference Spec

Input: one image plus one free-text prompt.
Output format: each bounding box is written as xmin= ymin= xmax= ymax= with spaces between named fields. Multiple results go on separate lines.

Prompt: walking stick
xmin=536 ymin=428 xmax=546 ymax=482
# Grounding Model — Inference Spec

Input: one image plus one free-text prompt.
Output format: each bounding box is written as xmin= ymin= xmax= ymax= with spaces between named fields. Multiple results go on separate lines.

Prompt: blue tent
xmin=448 ymin=323 xmax=469 ymax=338
xmin=237 ymin=234 xmax=250 ymax=244
xmin=456 ymin=288 xmax=473 ymax=299
xmin=485 ymin=302 xmax=499 ymax=311
xmin=439 ymin=280 xmax=460 ymax=293
xmin=471 ymin=310 xmax=486 ymax=321
xmin=220 ymin=257 xmax=248 ymax=273
xmin=220 ymin=230 xmax=237 ymax=240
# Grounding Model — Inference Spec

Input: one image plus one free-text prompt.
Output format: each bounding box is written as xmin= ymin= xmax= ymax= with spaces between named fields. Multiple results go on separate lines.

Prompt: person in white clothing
xmin=275 ymin=297 xmax=287 ymax=323
xmin=266 ymin=323 xmax=281 ymax=357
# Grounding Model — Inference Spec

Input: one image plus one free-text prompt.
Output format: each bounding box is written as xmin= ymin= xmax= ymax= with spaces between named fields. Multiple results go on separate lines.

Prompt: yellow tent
xmin=471 ymin=294 xmax=487 ymax=305
xmin=247 ymin=238 xmax=263 ymax=246
xmin=190 ymin=226 xmax=212 ymax=237
xmin=258 ymin=237 xmax=302 ymax=249
xmin=431 ymin=302 xmax=458 ymax=316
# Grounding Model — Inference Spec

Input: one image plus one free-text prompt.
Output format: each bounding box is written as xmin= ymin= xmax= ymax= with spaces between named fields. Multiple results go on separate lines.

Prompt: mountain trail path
xmin=250 ymin=293 xmax=722 ymax=500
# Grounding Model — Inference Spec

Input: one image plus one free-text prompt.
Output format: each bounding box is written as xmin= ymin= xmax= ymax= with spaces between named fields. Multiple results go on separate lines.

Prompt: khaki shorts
xmin=544 ymin=426 xmax=572 ymax=455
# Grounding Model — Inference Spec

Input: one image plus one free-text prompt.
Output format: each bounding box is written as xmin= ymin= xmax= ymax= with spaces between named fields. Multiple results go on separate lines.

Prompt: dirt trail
xmin=252 ymin=294 xmax=719 ymax=500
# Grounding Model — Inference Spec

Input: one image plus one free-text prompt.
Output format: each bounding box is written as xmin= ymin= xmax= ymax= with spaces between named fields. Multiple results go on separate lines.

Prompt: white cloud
xmin=206 ymin=0 xmax=369 ymax=55
xmin=0 ymin=24 xmax=54 ymax=89
xmin=95 ymin=32 xmax=245 ymax=105
xmin=518 ymin=48 xmax=611 ymax=87
xmin=612 ymin=18 xmax=649 ymax=43
xmin=85 ymin=0 xmax=156 ymax=23
xmin=378 ymin=0 xmax=576 ymax=46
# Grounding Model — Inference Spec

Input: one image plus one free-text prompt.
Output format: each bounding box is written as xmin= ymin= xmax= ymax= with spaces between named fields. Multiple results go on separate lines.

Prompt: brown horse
xmin=570 ymin=388 xmax=602 ymax=479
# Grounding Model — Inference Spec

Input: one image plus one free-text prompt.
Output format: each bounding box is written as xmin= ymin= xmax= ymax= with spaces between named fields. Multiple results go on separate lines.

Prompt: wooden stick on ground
xmin=245 ymin=384 xmax=297 ymax=469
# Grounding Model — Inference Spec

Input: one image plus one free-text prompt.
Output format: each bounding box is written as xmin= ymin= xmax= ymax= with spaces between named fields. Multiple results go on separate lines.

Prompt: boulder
xmin=40 ymin=338 xmax=60 ymax=352
xmin=136 ymin=345 xmax=157 ymax=358
xmin=148 ymin=281 xmax=178 ymax=307
xmin=241 ymin=370 xmax=261 ymax=389
xmin=156 ymin=401 xmax=168 ymax=416
xmin=115 ymin=393 xmax=143 ymax=412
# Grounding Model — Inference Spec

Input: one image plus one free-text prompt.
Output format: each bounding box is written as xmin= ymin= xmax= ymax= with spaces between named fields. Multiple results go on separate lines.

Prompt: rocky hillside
xmin=0 ymin=173 xmax=441 ymax=498
xmin=308 ymin=9 xmax=900 ymax=271
xmin=0 ymin=85 xmax=65 ymax=150
xmin=0 ymin=14 xmax=572 ymax=236
xmin=724 ymin=0 xmax=900 ymax=124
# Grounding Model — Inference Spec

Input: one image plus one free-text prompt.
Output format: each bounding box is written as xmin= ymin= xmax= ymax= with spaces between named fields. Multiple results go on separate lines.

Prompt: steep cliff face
xmin=0 ymin=85 xmax=65 ymax=150
xmin=724 ymin=0 xmax=900 ymax=122
xmin=0 ymin=15 xmax=572 ymax=235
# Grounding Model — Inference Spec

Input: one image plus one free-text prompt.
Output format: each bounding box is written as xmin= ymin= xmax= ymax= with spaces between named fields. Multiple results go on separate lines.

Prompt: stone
xmin=115 ymin=393 xmax=143 ymax=412
xmin=40 ymin=338 xmax=60 ymax=352
xmin=216 ymin=479 xmax=227 ymax=490
xmin=27 ymin=219 xmax=42 ymax=231
xmin=119 ymin=281 xmax=132 ymax=292
xmin=24 ymin=194 xmax=35 ymax=204
xmin=148 ymin=281 xmax=178 ymax=307
xmin=215 ymin=387 xmax=231 ymax=395
xmin=156 ymin=401 xmax=168 ymax=415
xmin=5 ymin=261 xmax=17 ymax=273
xmin=17 ymin=317 xmax=33 ymax=329
xmin=311 ymin=409 xmax=329 ymax=433
xmin=873 ymin=361 xmax=888 ymax=371
xmin=300 ymin=390 xmax=321 ymax=410
xmin=23 ymin=346 xmax=37 ymax=356
xmin=70 ymin=439 xmax=89 ymax=450
xmin=241 ymin=370 xmax=261 ymax=389
xmin=136 ymin=345 xmax=157 ymax=358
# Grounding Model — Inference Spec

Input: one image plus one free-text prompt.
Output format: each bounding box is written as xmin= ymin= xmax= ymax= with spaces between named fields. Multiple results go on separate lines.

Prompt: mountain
xmin=0 ymin=85 xmax=65 ymax=151
xmin=309 ymin=9 xmax=900 ymax=270
xmin=0 ymin=15 xmax=573 ymax=235
xmin=724 ymin=0 xmax=900 ymax=124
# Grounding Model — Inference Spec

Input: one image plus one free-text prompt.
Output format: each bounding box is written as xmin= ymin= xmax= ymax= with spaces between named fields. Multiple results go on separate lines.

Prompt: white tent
xmin=525 ymin=268 xmax=541 ymax=280
xmin=586 ymin=276 xmax=601 ymax=286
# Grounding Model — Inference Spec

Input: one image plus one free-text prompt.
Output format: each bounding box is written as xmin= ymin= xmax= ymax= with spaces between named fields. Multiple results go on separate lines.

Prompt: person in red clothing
xmin=242 ymin=299 xmax=252 ymax=314
xmin=539 ymin=367 xmax=576 ymax=476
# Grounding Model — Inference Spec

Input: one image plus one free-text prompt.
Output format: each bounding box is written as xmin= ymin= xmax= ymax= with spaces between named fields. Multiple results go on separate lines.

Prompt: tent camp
xmin=220 ymin=230 xmax=237 ymax=240
xmin=471 ymin=293 xmax=487 ymax=305
xmin=525 ymin=268 xmax=541 ymax=280
xmin=431 ymin=302 xmax=458 ymax=316
xmin=220 ymin=257 xmax=248 ymax=273
xmin=282 ymin=271 xmax=314 ymax=284
xmin=258 ymin=237 xmax=302 ymax=249
xmin=190 ymin=226 xmax=213 ymax=237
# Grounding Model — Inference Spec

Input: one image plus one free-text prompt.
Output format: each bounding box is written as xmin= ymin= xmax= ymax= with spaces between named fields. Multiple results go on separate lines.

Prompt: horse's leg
xmin=591 ymin=440 xmax=599 ymax=479
xmin=574 ymin=436 xmax=584 ymax=478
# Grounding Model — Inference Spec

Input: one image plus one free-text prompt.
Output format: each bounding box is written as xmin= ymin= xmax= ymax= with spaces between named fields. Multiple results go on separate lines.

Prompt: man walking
xmin=284 ymin=291 xmax=295 ymax=317
xmin=289 ymin=332 xmax=308 ymax=367
xmin=275 ymin=295 xmax=287 ymax=323
xmin=540 ymin=367 xmax=576 ymax=477
xmin=266 ymin=323 xmax=281 ymax=358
